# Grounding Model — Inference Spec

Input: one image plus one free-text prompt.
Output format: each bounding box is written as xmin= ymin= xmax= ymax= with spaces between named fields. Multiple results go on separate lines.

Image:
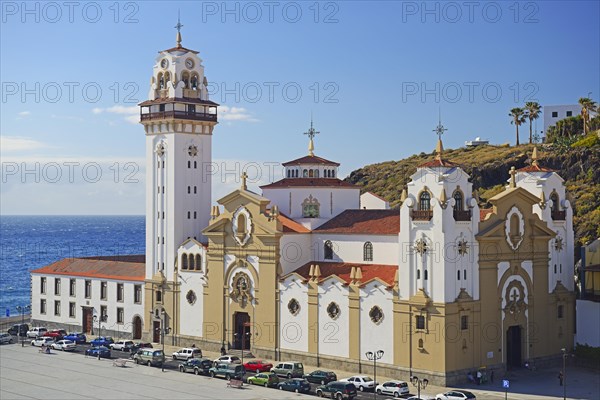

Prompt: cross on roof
xmin=240 ymin=172 xmax=248 ymax=190
xmin=509 ymin=166 xmax=517 ymax=188
xmin=175 ymin=11 xmax=183 ymax=33
xmin=304 ymin=117 xmax=320 ymax=156
xmin=433 ymin=119 xmax=447 ymax=141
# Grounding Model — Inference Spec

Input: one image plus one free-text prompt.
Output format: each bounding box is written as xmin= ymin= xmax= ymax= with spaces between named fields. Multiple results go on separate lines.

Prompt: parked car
xmin=133 ymin=348 xmax=165 ymax=367
xmin=304 ymin=370 xmax=338 ymax=385
xmin=172 ymin=347 xmax=202 ymax=360
xmin=247 ymin=372 xmax=279 ymax=387
xmin=63 ymin=333 xmax=86 ymax=344
xmin=0 ymin=333 xmax=14 ymax=344
xmin=376 ymin=380 xmax=410 ymax=397
xmin=179 ymin=358 xmax=213 ymax=375
xmin=85 ymin=346 xmax=111 ymax=358
xmin=271 ymin=361 xmax=304 ymax=379
xmin=26 ymin=327 xmax=47 ymax=338
xmin=243 ymin=359 xmax=273 ymax=373
xmin=8 ymin=323 xmax=29 ymax=337
xmin=407 ymin=396 xmax=436 ymax=400
xmin=51 ymin=339 xmax=76 ymax=351
xmin=208 ymin=363 xmax=246 ymax=380
xmin=128 ymin=342 xmax=152 ymax=357
xmin=90 ymin=336 xmax=114 ymax=347
xmin=213 ymin=355 xmax=241 ymax=365
xmin=276 ymin=378 xmax=311 ymax=393
xmin=110 ymin=340 xmax=135 ymax=352
xmin=316 ymin=381 xmax=358 ymax=399
xmin=45 ymin=329 xmax=67 ymax=340
xmin=435 ymin=390 xmax=476 ymax=400
xmin=31 ymin=336 xmax=54 ymax=347
xmin=340 ymin=376 xmax=376 ymax=392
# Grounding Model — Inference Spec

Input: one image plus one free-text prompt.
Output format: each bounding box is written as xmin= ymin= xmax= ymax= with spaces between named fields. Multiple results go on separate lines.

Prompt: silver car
xmin=0 ymin=333 xmax=14 ymax=344
xmin=51 ymin=339 xmax=77 ymax=351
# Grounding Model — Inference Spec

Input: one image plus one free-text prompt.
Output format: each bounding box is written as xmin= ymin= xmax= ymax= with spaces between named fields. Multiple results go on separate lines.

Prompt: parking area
xmin=1 ymin=337 xmax=598 ymax=400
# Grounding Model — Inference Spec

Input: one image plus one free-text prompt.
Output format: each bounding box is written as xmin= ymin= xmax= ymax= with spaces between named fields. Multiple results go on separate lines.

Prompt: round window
xmin=186 ymin=290 xmax=197 ymax=305
xmin=369 ymin=306 xmax=383 ymax=324
xmin=327 ymin=302 xmax=340 ymax=320
xmin=288 ymin=299 xmax=300 ymax=316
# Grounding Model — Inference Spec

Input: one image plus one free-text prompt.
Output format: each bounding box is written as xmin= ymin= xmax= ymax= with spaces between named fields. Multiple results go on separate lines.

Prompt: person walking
xmin=490 ymin=369 xmax=494 ymax=383
xmin=476 ymin=370 xmax=482 ymax=385
xmin=558 ymin=371 xmax=564 ymax=386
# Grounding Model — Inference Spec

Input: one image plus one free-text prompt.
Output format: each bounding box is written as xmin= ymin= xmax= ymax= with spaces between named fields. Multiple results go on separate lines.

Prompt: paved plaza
xmin=1 ymin=341 xmax=598 ymax=399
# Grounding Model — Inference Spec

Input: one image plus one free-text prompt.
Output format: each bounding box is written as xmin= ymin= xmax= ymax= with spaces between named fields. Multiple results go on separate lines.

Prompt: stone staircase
xmin=226 ymin=348 xmax=255 ymax=359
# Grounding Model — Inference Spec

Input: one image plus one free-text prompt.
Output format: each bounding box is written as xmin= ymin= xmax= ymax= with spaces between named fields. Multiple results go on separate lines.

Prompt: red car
xmin=243 ymin=359 xmax=273 ymax=373
xmin=45 ymin=330 xmax=67 ymax=340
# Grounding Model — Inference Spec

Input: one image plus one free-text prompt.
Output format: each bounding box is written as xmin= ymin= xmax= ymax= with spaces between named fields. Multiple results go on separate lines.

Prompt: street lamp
xmin=411 ymin=375 xmax=429 ymax=399
xmin=366 ymin=350 xmax=384 ymax=398
xmin=561 ymin=348 xmax=567 ymax=400
xmin=160 ymin=310 xmax=171 ymax=372
xmin=92 ymin=314 xmax=107 ymax=360
xmin=16 ymin=305 xmax=30 ymax=347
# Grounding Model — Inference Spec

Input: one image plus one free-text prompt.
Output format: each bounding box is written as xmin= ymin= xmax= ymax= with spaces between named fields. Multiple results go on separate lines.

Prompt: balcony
xmin=140 ymin=110 xmax=217 ymax=122
xmin=453 ymin=209 xmax=472 ymax=222
xmin=411 ymin=210 xmax=433 ymax=221
xmin=551 ymin=210 xmax=566 ymax=221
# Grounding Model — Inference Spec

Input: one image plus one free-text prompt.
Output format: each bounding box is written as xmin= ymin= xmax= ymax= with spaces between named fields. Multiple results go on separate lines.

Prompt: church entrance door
xmin=153 ymin=320 xmax=160 ymax=343
xmin=133 ymin=316 xmax=142 ymax=340
xmin=506 ymin=325 xmax=522 ymax=368
xmin=233 ymin=312 xmax=250 ymax=350
xmin=82 ymin=307 xmax=93 ymax=334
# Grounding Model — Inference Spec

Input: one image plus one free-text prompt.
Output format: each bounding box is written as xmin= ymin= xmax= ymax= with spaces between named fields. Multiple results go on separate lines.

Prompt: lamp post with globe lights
xmin=159 ymin=310 xmax=171 ymax=372
xmin=411 ymin=375 xmax=429 ymax=400
xmin=92 ymin=313 xmax=107 ymax=360
xmin=366 ymin=350 xmax=384 ymax=399
xmin=16 ymin=305 xmax=30 ymax=347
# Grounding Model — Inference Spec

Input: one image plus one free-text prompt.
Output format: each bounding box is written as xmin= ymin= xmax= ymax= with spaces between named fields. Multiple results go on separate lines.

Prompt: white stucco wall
xmin=279 ymin=276 xmax=309 ymax=353
xmin=360 ymin=192 xmax=390 ymax=210
xmin=313 ymin=234 xmax=399 ymax=265
xmin=318 ymin=278 xmax=349 ymax=359
xmin=359 ymin=282 xmax=394 ymax=364
xmin=31 ymin=273 xmax=144 ymax=337
xmin=280 ymin=234 xmax=313 ymax=275
xmin=575 ymin=300 xmax=600 ymax=347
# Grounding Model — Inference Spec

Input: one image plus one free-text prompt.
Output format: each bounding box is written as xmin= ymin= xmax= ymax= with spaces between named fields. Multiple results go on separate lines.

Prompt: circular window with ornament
xmin=288 ymin=299 xmax=300 ymax=316
xmin=327 ymin=302 xmax=340 ymax=320
xmin=186 ymin=290 xmax=197 ymax=305
xmin=161 ymin=58 xmax=169 ymax=69
xmin=369 ymin=306 xmax=384 ymax=324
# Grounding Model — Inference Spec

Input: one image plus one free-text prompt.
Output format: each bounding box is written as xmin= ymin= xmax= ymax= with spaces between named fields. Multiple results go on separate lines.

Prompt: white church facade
xmin=31 ymin=31 xmax=575 ymax=385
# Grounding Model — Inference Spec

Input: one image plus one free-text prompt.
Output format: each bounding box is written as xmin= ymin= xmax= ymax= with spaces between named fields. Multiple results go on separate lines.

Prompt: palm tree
xmin=524 ymin=102 xmax=542 ymax=144
xmin=509 ymin=107 xmax=526 ymax=146
xmin=579 ymin=97 xmax=598 ymax=135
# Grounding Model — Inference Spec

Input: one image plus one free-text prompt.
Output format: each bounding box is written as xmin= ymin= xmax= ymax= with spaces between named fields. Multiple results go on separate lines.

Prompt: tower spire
xmin=175 ymin=11 xmax=183 ymax=48
xmin=433 ymin=109 xmax=447 ymax=160
xmin=531 ymin=146 xmax=539 ymax=166
xmin=304 ymin=115 xmax=320 ymax=156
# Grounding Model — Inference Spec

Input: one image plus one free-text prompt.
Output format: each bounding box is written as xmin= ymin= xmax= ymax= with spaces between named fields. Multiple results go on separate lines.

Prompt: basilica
xmin=31 ymin=31 xmax=575 ymax=385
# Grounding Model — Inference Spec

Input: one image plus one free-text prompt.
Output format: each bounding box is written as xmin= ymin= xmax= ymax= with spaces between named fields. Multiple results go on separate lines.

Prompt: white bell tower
xmin=140 ymin=22 xmax=218 ymax=282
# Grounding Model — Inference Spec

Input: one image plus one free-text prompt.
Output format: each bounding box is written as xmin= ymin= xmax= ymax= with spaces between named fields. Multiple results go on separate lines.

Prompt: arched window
xmin=453 ymin=191 xmax=463 ymax=211
xmin=363 ymin=242 xmax=373 ymax=261
xmin=457 ymin=270 xmax=461 ymax=280
xmin=164 ymin=72 xmax=171 ymax=86
xmin=181 ymin=253 xmax=188 ymax=270
xmin=182 ymin=71 xmax=190 ymax=89
xmin=510 ymin=214 xmax=520 ymax=238
xmin=303 ymin=169 xmax=308 ymax=178
xmin=294 ymin=170 xmax=298 ymax=177
xmin=324 ymin=240 xmax=333 ymax=260
xmin=331 ymin=170 xmax=336 ymax=178
xmin=188 ymin=254 xmax=194 ymax=270
xmin=550 ymin=192 xmax=560 ymax=212
xmin=237 ymin=214 xmax=247 ymax=234
xmin=314 ymin=169 xmax=319 ymax=178
xmin=195 ymin=254 xmax=201 ymax=271
xmin=191 ymin=74 xmax=199 ymax=90
xmin=419 ymin=191 xmax=431 ymax=211
xmin=309 ymin=169 xmax=314 ymax=177
xmin=417 ymin=269 xmax=421 ymax=279
xmin=287 ymin=170 xmax=291 ymax=178
xmin=158 ymin=73 xmax=164 ymax=89
xmin=424 ymin=270 xmax=428 ymax=280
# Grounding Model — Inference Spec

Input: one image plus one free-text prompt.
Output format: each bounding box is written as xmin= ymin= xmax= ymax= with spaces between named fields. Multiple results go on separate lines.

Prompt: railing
xmin=551 ymin=210 xmax=566 ymax=221
xmin=140 ymin=111 xmax=217 ymax=122
xmin=411 ymin=210 xmax=433 ymax=221
xmin=453 ymin=209 xmax=472 ymax=221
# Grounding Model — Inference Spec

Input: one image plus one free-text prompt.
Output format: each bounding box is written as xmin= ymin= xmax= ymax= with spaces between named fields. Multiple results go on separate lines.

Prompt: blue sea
xmin=0 ymin=216 xmax=145 ymax=316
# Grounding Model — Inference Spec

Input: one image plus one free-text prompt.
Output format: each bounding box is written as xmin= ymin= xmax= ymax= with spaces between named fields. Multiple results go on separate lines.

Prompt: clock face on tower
xmin=161 ymin=59 xmax=169 ymax=69
xmin=185 ymin=58 xmax=194 ymax=69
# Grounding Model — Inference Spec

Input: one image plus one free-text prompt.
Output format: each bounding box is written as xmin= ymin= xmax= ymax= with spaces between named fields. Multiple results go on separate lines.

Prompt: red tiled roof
xmin=315 ymin=209 xmax=399 ymax=234
xmin=418 ymin=158 xmax=460 ymax=168
xmin=292 ymin=261 xmax=397 ymax=287
xmin=31 ymin=255 xmax=145 ymax=281
xmin=517 ymin=164 xmax=555 ymax=173
xmin=282 ymin=155 xmax=340 ymax=167
xmin=261 ymin=178 xmax=356 ymax=189
xmin=480 ymin=208 xmax=494 ymax=221
xmin=277 ymin=213 xmax=310 ymax=233
xmin=139 ymin=97 xmax=219 ymax=106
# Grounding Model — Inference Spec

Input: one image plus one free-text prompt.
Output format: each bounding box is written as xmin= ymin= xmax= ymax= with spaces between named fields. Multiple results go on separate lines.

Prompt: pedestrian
xmin=490 ymin=369 xmax=494 ymax=383
xmin=476 ymin=370 xmax=482 ymax=385
xmin=220 ymin=345 xmax=226 ymax=356
xmin=558 ymin=371 xmax=563 ymax=386
xmin=191 ymin=343 xmax=196 ymax=348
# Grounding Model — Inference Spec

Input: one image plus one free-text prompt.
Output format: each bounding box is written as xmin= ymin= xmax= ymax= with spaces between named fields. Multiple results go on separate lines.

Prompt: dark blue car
xmin=64 ymin=333 xmax=86 ymax=344
xmin=277 ymin=378 xmax=311 ymax=393
xmin=85 ymin=346 xmax=111 ymax=358
xmin=90 ymin=336 xmax=113 ymax=347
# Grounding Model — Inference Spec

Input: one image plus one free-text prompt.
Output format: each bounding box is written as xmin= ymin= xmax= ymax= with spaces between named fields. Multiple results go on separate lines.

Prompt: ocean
xmin=0 ymin=215 xmax=145 ymax=316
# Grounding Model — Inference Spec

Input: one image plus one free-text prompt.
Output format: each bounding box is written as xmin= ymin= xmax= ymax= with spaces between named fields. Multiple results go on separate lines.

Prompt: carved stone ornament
xmin=503 ymin=280 xmax=527 ymax=320
xmin=230 ymin=272 xmax=253 ymax=307
xmin=457 ymin=239 xmax=469 ymax=256
xmin=188 ymin=144 xmax=198 ymax=157
xmin=414 ymin=238 xmax=428 ymax=255
xmin=155 ymin=141 xmax=166 ymax=157
xmin=554 ymin=236 xmax=564 ymax=252
xmin=505 ymin=207 xmax=525 ymax=250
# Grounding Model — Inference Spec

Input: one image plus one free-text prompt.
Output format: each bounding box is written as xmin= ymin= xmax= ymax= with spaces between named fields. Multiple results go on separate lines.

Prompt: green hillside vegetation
xmin=346 ymin=139 xmax=600 ymax=247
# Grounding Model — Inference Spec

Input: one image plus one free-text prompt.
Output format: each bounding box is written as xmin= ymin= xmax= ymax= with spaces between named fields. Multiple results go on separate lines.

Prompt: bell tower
xmin=140 ymin=21 xmax=218 ymax=284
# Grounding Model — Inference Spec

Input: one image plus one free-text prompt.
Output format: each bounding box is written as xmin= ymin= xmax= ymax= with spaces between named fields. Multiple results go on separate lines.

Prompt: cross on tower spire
xmin=433 ymin=110 xmax=447 ymax=160
xmin=304 ymin=116 xmax=320 ymax=156
xmin=175 ymin=11 xmax=183 ymax=48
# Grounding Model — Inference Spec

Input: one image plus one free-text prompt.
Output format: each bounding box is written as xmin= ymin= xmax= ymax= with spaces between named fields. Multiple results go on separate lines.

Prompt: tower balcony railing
xmin=551 ymin=210 xmax=566 ymax=221
xmin=411 ymin=210 xmax=433 ymax=221
xmin=140 ymin=110 xmax=217 ymax=122
xmin=453 ymin=209 xmax=472 ymax=221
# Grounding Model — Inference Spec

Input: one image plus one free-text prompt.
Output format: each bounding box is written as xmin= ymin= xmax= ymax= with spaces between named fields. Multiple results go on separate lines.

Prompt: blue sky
xmin=1 ymin=1 xmax=599 ymax=214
